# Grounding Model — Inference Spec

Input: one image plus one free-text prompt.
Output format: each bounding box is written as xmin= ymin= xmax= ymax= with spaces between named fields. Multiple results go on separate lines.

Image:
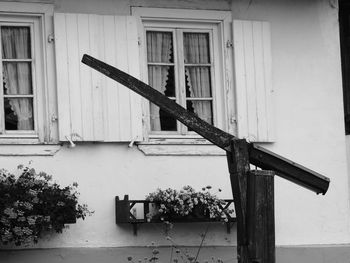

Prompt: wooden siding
xmin=54 ymin=13 xmax=143 ymax=142
xmin=233 ymin=20 xmax=274 ymax=142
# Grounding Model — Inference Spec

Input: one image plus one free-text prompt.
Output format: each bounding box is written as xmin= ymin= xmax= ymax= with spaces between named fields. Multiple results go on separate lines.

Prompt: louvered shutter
xmin=54 ymin=13 xmax=143 ymax=142
xmin=233 ymin=20 xmax=274 ymax=142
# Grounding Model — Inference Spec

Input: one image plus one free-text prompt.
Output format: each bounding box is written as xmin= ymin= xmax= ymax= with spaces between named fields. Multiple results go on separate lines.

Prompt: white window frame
xmin=0 ymin=17 xmax=42 ymax=140
xmin=133 ymin=8 xmax=234 ymax=154
xmin=0 ymin=2 xmax=57 ymax=146
xmin=145 ymin=25 xmax=220 ymax=137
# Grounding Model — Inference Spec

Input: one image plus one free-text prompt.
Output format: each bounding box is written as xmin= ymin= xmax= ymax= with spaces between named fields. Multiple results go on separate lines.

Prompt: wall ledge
xmin=2 ymin=245 xmax=350 ymax=263
xmin=0 ymin=145 xmax=61 ymax=156
xmin=137 ymin=143 xmax=226 ymax=156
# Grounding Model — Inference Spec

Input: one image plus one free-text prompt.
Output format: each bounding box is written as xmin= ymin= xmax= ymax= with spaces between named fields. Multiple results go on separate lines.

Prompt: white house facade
xmin=0 ymin=0 xmax=350 ymax=262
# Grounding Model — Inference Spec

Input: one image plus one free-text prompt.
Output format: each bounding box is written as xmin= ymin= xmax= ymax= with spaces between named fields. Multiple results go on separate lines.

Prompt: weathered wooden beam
xmin=249 ymin=145 xmax=329 ymax=195
xmin=247 ymin=170 xmax=275 ymax=263
xmin=227 ymin=140 xmax=250 ymax=263
xmin=83 ymin=55 xmax=233 ymax=150
xmin=81 ymin=54 xmax=330 ymax=195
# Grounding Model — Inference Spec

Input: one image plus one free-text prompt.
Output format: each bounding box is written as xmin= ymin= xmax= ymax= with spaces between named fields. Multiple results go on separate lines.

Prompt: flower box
xmin=115 ymin=195 xmax=235 ymax=235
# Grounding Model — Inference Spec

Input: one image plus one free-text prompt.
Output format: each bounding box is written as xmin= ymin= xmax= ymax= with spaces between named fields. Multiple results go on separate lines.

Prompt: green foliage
xmin=0 ymin=165 xmax=92 ymax=246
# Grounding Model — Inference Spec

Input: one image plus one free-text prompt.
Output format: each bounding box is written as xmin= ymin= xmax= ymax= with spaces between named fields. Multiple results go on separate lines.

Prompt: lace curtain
xmin=184 ymin=33 xmax=212 ymax=124
xmin=2 ymin=27 xmax=33 ymax=130
xmin=147 ymin=31 xmax=172 ymax=131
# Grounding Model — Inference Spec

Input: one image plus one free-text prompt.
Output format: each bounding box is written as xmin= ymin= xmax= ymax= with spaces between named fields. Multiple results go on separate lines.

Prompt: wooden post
xmin=115 ymin=195 xmax=130 ymax=223
xmin=247 ymin=170 xmax=275 ymax=263
xmin=227 ymin=140 xmax=275 ymax=263
xmin=82 ymin=54 xmax=330 ymax=195
xmin=226 ymin=139 xmax=250 ymax=263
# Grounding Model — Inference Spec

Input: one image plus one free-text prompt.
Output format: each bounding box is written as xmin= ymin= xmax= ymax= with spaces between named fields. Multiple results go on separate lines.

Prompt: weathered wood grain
xmin=247 ymin=170 xmax=275 ymax=263
xmin=81 ymin=54 xmax=330 ymax=195
xmin=227 ymin=140 xmax=250 ymax=263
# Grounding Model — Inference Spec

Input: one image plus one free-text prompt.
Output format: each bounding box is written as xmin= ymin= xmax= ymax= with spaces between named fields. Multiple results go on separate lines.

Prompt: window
xmin=134 ymin=8 xmax=273 ymax=155
xmin=134 ymin=8 xmax=232 ymax=143
xmin=131 ymin=8 xmax=234 ymax=155
xmin=147 ymin=29 xmax=214 ymax=134
xmin=0 ymin=2 xmax=56 ymax=145
xmin=0 ymin=16 xmax=45 ymax=143
xmin=1 ymin=24 xmax=36 ymax=132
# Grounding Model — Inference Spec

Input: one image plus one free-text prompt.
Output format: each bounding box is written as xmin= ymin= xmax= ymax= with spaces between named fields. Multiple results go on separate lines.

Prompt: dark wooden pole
xmin=81 ymin=54 xmax=330 ymax=195
xmin=226 ymin=139 xmax=250 ymax=263
xmin=247 ymin=170 xmax=275 ymax=263
xmin=227 ymin=140 xmax=275 ymax=263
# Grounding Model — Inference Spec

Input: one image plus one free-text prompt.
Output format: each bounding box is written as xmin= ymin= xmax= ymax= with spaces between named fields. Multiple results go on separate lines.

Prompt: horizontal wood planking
xmin=54 ymin=13 xmax=142 ymax=142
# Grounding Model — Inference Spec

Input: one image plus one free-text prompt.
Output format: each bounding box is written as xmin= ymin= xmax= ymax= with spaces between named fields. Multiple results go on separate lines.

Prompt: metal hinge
xmin=51 ymin=114 xmax=58 ymax=122
xmin=138 ymin=37 xmax=141 ymax=46
xmin=226 ymin=40 xmax=233 ymax=48
xmin=48 ymin=34 xmax=55 ymax=43
xmin=230 ymin=116 xmax=237 ymax=124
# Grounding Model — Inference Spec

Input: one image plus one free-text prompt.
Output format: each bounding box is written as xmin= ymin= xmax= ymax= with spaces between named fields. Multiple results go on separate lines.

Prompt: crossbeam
xmin=81 ymin=54 xmax=330 ymax=195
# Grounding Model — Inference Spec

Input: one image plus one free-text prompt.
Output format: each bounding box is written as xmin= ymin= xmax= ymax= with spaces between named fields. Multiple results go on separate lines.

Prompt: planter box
xmin=115 ymin=195 xmax=236 ymax=235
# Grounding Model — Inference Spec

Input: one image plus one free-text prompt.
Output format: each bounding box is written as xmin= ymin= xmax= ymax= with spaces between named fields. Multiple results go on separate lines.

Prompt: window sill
xmin=0 ymin=144 xmax=61 ymax=156
xmin=137 ymin=139 xmax=226 ymax=156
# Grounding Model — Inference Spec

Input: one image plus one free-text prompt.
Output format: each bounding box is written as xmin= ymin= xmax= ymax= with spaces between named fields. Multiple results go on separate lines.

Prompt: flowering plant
xmin=145 ymin=185 xmax=232 ymax=222
xmin=0 ymin=165 xmax=92 ymax=246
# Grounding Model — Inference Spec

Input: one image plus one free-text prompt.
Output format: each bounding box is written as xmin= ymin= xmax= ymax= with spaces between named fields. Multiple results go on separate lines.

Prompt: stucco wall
xmin=230 ymin=0 xmax=350 ymax=246
xmin=0 ymin=0 xmax=349 ymax=250
xmin=0 ymin=144 xmax=235 ymax=248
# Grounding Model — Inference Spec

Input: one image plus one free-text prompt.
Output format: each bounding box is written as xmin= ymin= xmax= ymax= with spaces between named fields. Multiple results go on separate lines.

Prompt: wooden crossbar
xmin=81 ymin=54 xmax=330 ymax=195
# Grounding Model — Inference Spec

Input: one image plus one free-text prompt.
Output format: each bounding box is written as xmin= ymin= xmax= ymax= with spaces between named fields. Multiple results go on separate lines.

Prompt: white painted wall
xmin=1 ymin=0 xmax=350 ymax=249
xmin=231 ymin=0 xmax=350 ymax=246
xmin=0 ymin=144 xmax=235 ymax=248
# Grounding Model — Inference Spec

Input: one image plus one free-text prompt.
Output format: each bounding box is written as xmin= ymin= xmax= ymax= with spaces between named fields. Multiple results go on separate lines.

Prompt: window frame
xmin=145 ymin=25 xmax=219 ymax=137
xmin=133 ymin=7 xmax=234 ymax=149
xmin=0 ymin=18 xmax=41 ymax=138
xmin=0 ymin=2 xmax=57 ymax=145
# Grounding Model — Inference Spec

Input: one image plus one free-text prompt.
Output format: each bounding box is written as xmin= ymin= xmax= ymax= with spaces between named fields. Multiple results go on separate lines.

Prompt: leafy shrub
xmin=0 ymin=165 xmax=92 ymax=246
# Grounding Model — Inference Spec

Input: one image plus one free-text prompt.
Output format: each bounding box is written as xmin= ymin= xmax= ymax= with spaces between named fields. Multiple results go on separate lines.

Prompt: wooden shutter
xmin=54 ymin=13 xmax=143 ymax=142
xmin=233 ymin=20 xmax=274 ymax=142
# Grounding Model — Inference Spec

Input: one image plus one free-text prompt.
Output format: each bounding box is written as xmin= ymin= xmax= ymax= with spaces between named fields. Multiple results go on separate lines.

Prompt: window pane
xmin=3 ymin=62 xmax=32 ymax=95
xmin=185 ymin=67 xmax=212 ymax=98
xmin=4 ymin=98 xmax=34 ymax=130
xmin=187 ymin=100 xmax=213 ymax=128
xmin=148 ymin=65 xmax=175 ymax=97
xmin=1 ymin=26 xmax=31 ymax=59
xmin=150 ymin=102 xmax=177 ymax=131
xmin=183 ymin=33 xmax=210 ymax=64
xmin=147 ymin=31 xmax=173 ymax=63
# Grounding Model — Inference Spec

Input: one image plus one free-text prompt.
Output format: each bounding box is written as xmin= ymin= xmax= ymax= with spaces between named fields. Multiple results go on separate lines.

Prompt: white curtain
xmin=184 ymin=33 xmax=212 ymax=124
xmin=2 ymin=27 xmax=33 ymax=130
xmin=147 ymin=32 xmax=172 ymax=131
